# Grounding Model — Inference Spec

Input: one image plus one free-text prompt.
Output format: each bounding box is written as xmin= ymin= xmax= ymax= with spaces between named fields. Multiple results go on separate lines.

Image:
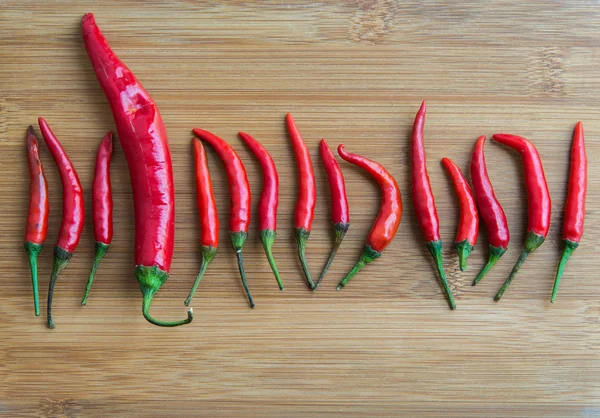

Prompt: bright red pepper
xmin=38 ymin=118 xmax=85 ymax=328
xmin=24 ymin=126 xmax=49 ymax=317
xmin=336 ymin=145 xmax=401 ymax=289
xmin=82 ymin=13 xmax=192 ymax=326
xmin=239 ymin=131 xmax=283 ymax=290
xmin=492 ymin=133 xmax=551 ymax=301
xmin=193 ymin=128 xmax=255 ymax=308
xmin=411 ymin=102 xmax=455 ymax=309
xmin=551 ymin=122 xmax=586 ymax=303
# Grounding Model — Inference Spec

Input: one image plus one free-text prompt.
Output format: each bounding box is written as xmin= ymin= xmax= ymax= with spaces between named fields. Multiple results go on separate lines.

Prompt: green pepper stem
xmin=24 ymin=242 xmax=42 ymax=316
xmin=259 ymin=229 xmax=283 ymax=291
xmin=472 ymin=245 xmax=507 ymax=286
xmin=550 ymin=239 xmax=578 ymax=303
xmin=315 ymin=222 xmax=349 ymax=291
xmin=295 ymin=228 xmax=315 ymax=289
xmin=81 ymin=242 xmax=110 ymax=306
xmin=427 ymin=240 xmax=456 ymax=310
xmin=47 ymin=246 xmax=72 ymax=329
xmin=336 ymin=245 xmax=381 ymax=290
xmin=455 ymin=239 xmax=474 ymax=272
xmin=185 ymin=245 xmax=217 ymax=306
xmin=231 ymin=231 xmax=255 ymax=308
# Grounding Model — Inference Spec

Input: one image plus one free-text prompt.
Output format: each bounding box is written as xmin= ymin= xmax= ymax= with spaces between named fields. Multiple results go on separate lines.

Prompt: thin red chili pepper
xmin=193 ymin=128 xmax=255 ymax=308
xmin=185 ymin=138 xmax=219 ymax=306
xmin=314 ymin=139 xmax=349 ymax=290
xmin=238 ymin=131 xmax=283 ymax=290
xmin=24 ymin=126 xmax=49 ymax=317
xmin=492 ymin=133 xmax=551 ymax=301
xmin=551 ymin=122 xmax=586 ymax=303
xmin=470 ymin=136 xmax=510 ymax=286
xmin=82 ymin=132 xmax=113 ymax=306
xmin=336 ymin=145 xmax=401 ymax=289
xmin=38 ymin=118 xmax=84 ymax=328
xmin=441 ymin=157 xmax=478 ymax=272
xmin=411 ymin=102 xmax=455 ymax=309
xmin=286 ymin=113 xmax=316 ymax=289
xmin=82 ymin=13 xmax=192 ymax=326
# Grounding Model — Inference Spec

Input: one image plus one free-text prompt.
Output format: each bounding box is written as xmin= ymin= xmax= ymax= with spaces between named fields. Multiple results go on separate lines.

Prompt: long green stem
xmin=427 ymin=240 xmax=456 ymax=310
xmin=260 ymin=229 xmax=283 ymax=290
xmin=315 ymin=222 xmax=349 ymax=291
xmin=24 ymin=242 xmax=42 ymax=316
xmin=472 ymin=245 xmax=507 ymax=286
xmin=455 ymin=239 xmax=474 ymax=272
xmin=47 ymin=246 xmax=72 ymax=329
xmin=295 ymin=228 xmax=315 ymax=289
xmin=336 ymin=245 xmax=381 ymax=290
xmin=231 ymin=231 xmax=254 ymax=308
xmin=185 ymin=245 xmax=217 ymax=306
xmin=550 ymin=239 xmax=578 ymax=303
xmin=81 ymin=241 xmax=110 ymax=306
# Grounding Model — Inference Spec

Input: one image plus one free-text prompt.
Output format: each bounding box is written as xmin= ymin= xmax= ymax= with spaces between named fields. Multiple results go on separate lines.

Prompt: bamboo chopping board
xmin=1 ymin=1 xmax=599 ymax=416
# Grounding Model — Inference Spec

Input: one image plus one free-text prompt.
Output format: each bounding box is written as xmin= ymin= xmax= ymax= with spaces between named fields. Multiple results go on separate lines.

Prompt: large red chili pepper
xmin=551 ymin=122 xmax=586 ymax=303
xmin=441 ymin=157 xmax=478 ymax=271
xmin=192 ymin=128 xmax=255 ymax=308
xmin=81 ymin=132 xmax=113 ymax=306
xmin=336 ymin=145 xmax=401 ymax=289
xmin=38 ymin=118 xmax=84 ymax=328
xmin=24 ymin=126 xmax=49 ymax=317
xmin=238 ymin=131 xmax=283 ymax=290
xmin=185 ymin=138 xmax=219 ymax=306
xmin=286 ymin=113 xmax=316 ymax=289
xmin=314 ymin=139 xmax=349 ymax=290
xmin=411 ymin=102 xmax=455 ymax=309
xmin=492 ymin=133 xmax=551 ymax=301
xmin=82 ymin=13 xmax=192 ymax=326
xmin=470 ymin=136 xmax=510 ymax=286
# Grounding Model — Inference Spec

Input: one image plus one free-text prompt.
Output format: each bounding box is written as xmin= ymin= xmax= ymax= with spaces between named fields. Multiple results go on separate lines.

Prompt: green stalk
xmin=259 ymin=229 xmax=283 ymax=290
xmin=550 ymin=239 xmax=578 ymax=303
xmin=455 ymin=239 xmax=474 ymax=272
xmin=184 ymin=245 xmax=217 ymax=306
xmin=472 ymin=245 xmax=507 ymax=286
xmin=336 ymin=245 xmax=381 ymax=290
xmin=427 ymin=240 xmax=456 ymax=310
xmin=231 ymin=231 xmax=255 ymax=308
xmin=24 ymin=242 xmax=42 ymax=316
xmin=47 ymin=246 xmax=72 ymax=329
xmin=295 ymin=228 xmax=315 ymax=289
xmin=314 ymin=222 xmax=349 ymax=291
xmin=81 ymin=241 xmax=110 ymax=306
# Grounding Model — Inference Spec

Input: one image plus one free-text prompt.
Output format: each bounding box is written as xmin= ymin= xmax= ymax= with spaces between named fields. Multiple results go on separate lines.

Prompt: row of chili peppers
xmin=23 ymin=14 xmax=587 ymax=328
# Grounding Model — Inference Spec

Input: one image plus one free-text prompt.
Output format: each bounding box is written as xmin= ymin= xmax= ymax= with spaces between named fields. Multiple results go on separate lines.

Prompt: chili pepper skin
xmin=82 ymin=13 xmax=192 ymax=326
xmin=551 ymin=122 xmax=586 ymax=303
xmin=336 ymin=145 xmax=401 ymax=289
xmin=411 ymin=102 xmax=455 ymax=310
xmin=38 ymin=118 xmax=84 ymax=328
xmin=185 ymin=138 xmax=219 ymax=306
xmin=24 ymin=126 xmax=49 ymax=316
xmin=314 ymin=139 xmax=349 ymax=290
xmin=82 ymin=132 xmax=114 ymax=306
xmin=193 ymin=128 xmax=255 ymax=308
xmin=441 ymin=157 xmax=478 ymax=272
xmin=492 ymin=133 xmax=551 ymax=301
xmin=286 ymin=113 xmax=316 ymax=289
xmin=238 ymin=132 xmax=283 ymax=290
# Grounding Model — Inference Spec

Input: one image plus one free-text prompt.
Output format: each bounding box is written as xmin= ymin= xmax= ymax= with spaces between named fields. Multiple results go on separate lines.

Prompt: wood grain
xmin=1 ymin=1 xmax=599 ymax=416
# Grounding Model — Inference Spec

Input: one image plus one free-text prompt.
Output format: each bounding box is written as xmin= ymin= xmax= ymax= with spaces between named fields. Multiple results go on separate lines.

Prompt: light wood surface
xmin=1 ymin=1 xmax=599 ymax=416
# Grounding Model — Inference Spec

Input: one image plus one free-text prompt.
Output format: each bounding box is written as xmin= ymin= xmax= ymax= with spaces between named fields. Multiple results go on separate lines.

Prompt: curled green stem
xmin=24 ymin=242 xmax=42 ymax=316
xmin=472 ymin=245 xmax=507 ymax=286
xmin=550 ymin=239 xmax=578 ymax=303
xmin=260 ymin=229 xmax=283 ymax=290
xmin=295 ymin=228 xmax=315 ymax=289
xmin=455 ymin=239 xmax=474 ymax=272
xmin=185 ymin=245 xmax=217 ymax=306
xmin=315 ymin=222 xmax=349 ymax=291
xmin=47 ymin=246 xmax=72 ymax=329
xmin=81 ymin=241 xmax=110 ymax=306
xmin=336 ymin=245 xmax=381 ymax=290
xmin=231 ymin=231 xmax=255 ymax=308
xmin=427 ymin=240 xmax=456 ymax=310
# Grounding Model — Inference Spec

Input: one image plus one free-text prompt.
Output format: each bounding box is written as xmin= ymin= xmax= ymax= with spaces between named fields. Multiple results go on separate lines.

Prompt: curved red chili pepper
xmin=82 ymin=13 xmax=192 ymax=326
xmin=24 ymin=126 xmax=49 ymax=316
xmin=441 ymin=157 xmax=478 ymax=272
xmin=238 ymin=131 xmax=283 ymax=290
xmin=551 ymin=122 xmax=586 ymax=302
xmin=38 ymin=118 xmax=84 ymax=328
xmin=193 ymin=128 xmax=254 ymax=308
xmin=286 ymin=113 xmax=316 ymax=289
xmin=411 ymin=102 xmax=455 ymax=309
xmin=492 ymin=133 xmax=551 ymax=301
xmin=336 ymin=145 xmax=401 ymax=289
xmin=82 ymin=132 xmax=113 ymax=306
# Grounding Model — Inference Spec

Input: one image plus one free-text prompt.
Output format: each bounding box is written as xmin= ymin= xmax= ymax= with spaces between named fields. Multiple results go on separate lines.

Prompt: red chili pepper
xmin=238 ymin=131 xmax=283 ymax=290
xmin=192 ymin=128 xmax=255 ymax=308
xmin=286 ymin=113 xmax=316 ymax=289
xmin=38 ymin=118 xmax=84 ymax=328
xmin=314 ymin=139 xmax=349 ymax=290
xmin=470 ymin=136 xmax=510 ymax=286
xmin=441 ymin=157 xmax=478 ymax=272
xmin=492 ymin=133 xmax=551 ymax=301
xmin=336 ymin=145 xmax=401 ymax=289
xmin=411 ymin=102 xmax=455 ymax=309
xmin=551 ymin=122 xmax=586 ymax=303
xmin=81 ymin=132 xmax=113 ymax=306
xmin=185 ymin=138 xmax=219 ymax=306
xmin=24 ymin=126 xmax=49 ymax=317
xmin=82 ymin=13 xmax=192 ymax=326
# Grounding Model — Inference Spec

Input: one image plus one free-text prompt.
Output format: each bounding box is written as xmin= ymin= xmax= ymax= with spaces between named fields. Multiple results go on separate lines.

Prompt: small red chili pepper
xmin=314 ymin=139 xmax=349 ymax=290
xmin=411 ymin=102 xmax=455 ymax=309
xmin=238 ymin=131 xmax=283 ymax=290
xmin=24 ymin=126 xmax=49 ymax=316
xmin=336 ymin=145 xmax=401 ymax=289
xmin=38 ymin=118 xmax=85 ymax=328
xmin=81 ymin=132 xmax=113 ymax=306
xmin=551 ymin=122 xmax=586 ymax=303
xmin=492 ymin=133 xmax=551 ymax=301
xmin=286 ymin=113 xmax=316 ymax=289
xmin=470 ymin=136 xmax=510 ymax=286
xmin=441 ymin=157 xmax=478 ymax=271
xmin=193 ymin=128 xmax=255 ymax=308
xmin=185 ymin=138 xmax=219 ymax=306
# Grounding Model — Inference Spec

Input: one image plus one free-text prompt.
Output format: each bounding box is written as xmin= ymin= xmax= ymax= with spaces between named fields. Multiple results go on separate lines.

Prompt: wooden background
xmin=1 ymin=1 xmax=599 ymax=416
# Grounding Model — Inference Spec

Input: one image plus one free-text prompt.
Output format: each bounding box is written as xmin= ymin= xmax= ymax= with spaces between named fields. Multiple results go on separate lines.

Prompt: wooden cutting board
xmin=1 ymin=1 xmax=598 ymax=416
